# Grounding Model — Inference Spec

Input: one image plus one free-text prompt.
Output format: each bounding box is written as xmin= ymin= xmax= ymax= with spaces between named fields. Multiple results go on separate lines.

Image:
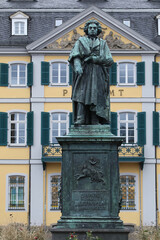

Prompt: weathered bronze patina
xmin=51 ymin=20 xmax=129 ymax=240
xmin=69 ymin=20 xmax=114 ymax=125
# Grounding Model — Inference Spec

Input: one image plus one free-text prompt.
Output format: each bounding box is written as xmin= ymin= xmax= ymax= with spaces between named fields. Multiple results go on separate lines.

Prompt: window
xmin=123 ymin=19 xmax=131 ymax=27
xmin=51 ymin=62 xmax=68 ymax=85
xmin=10 ymin=64 xmax=27 ymax=86
xmin=51 ymin=113 xmax=68 ymax=144
xmin=9 ymin=112 xmax=26 ymax=146
xmin=50 ymin=175 xmax=61 ymax=210
xmin=8 ymin=175 xmax=25 ymax=210
xmin=10 ymin=11 xmax=29 ymax=36
xmin=14 ymin=22 xmax=25 ymax=35
xmin=55 ymin=18 xmax=63 ymax=27
xmin=119 ymin=112 xmax=136 ymax=144
xmin=118 ymin=62 xmax=135 ymax=85
xmin=120 ymin=175 xmax=136 ymax=210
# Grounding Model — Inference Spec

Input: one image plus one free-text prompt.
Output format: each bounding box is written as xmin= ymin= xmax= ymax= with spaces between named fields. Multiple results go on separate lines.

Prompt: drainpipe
xmin=44 ymin=167 xmax=47 ymax=226
xmin=28 ymin=57 xmax=32 ymax=228
xmin=154 ymin=54 xmax=158 ymax=228
xmin=139 ymin=166 xmax=142 ymax=227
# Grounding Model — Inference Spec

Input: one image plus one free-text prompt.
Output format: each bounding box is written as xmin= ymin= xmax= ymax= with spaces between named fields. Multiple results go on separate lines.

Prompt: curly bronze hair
xmin=84 ymin=20 xmax=102 ymax=36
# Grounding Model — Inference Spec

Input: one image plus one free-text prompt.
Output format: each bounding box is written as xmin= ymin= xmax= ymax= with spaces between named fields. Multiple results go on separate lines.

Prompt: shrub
xmin=0 ymin=223 xmax=51 ymax=240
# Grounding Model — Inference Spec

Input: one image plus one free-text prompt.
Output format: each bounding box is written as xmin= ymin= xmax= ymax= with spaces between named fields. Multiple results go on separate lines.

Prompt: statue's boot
xmin=74 ymin=102 xmax=85 ymax=125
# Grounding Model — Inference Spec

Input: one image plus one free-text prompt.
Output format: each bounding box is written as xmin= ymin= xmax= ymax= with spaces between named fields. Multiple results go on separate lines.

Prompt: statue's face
xmin=87 ymin=23 xmax=98 ymax=37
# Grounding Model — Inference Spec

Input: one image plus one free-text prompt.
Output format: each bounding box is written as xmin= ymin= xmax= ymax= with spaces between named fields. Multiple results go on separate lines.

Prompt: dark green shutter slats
xmin=41 ymin=112 xmax=50 ymax=145
xmin=69 ymin=112 xmax=73 ymax=127
xmin=0 ymin=63 xmax=8 ymax=86
xmin=153 ymin=111 xmax=159 ymax=146
xmin=109 ymin=62 xmax=117 ymax=85
xmin=27 ymin=112 xmax=34 ymax=146
xmin=69 ymin=64 xmax=73 ymax=85
xmin=152 ymin=62 xmax=159 ymax=86
xmin=0 ymin=112 xmax=8 ymax=146
xmin=27 ymin=62 xmax=33 ymax=86
xmin=137 ymin=62 xmax=145 ymax=85
xmin=137 ymin=112 xmax=146 ymax=145
xmin=111 ymin=112 xmax=117 ymax=135
xmin=41 ymin=61 xmax=49 ymax=85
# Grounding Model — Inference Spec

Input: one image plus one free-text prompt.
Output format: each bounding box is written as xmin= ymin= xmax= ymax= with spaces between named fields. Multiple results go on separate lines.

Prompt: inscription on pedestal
xmin=73 ymin=191 xmax=108 ymax=211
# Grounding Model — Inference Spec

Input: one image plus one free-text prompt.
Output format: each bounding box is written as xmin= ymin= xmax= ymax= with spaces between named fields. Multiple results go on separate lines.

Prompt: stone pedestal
xmin=51 ymin=125 xmax=129 ymax=240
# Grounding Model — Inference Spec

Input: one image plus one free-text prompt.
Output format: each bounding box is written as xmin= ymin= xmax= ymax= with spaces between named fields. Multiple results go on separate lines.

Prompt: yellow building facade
xmin=0 ymin=6 xmax=160 ymax=227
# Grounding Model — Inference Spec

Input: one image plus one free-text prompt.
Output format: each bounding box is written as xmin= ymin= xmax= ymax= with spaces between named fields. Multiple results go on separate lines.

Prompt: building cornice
xmin=0 ymin=8 xmax=160 ymax=13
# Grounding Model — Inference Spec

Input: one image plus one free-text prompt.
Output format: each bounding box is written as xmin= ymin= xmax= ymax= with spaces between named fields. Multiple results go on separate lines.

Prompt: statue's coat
xmin=69 ymin=36 xmax=113 ymax=123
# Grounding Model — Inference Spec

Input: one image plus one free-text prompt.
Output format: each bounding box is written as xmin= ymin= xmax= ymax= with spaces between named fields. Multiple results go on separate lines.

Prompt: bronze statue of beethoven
xmin=69 ymin=20 xmax=114 ymax=125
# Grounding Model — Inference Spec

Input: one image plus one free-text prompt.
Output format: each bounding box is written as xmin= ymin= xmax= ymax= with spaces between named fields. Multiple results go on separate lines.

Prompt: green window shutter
xmin=152 ymin=62 xmax=159 ymax=86
xmin=0 ymin=112 xmax=8 ymax=146
xmin=69 ymin=112 xmax=73 ymax=127
xmin=69 ymin=64 xmax=73 ymax=85
xmin=111 ymin=112 xmax=117 ymax=135
xmin=137 ymin=62 xmax=145 ymax=85
xmin=27 ymin=62 xmax=33 ymax=86
xmin=137 ymin=112 xmax=146 ymax=146
xmin=41 ymin=61 xmax=49 ymax=85
xmin=41 ymin=112 xmax=50 ymax=145
xmin=153 ymin=111 xmax=159 ymax=146
xmin=0 ymin=63 xmax=8 ymax=86
xmin=27 ymin=111 xmax=34 ymax=146
xmin=109 ymin=62 xmax=117 ymax=85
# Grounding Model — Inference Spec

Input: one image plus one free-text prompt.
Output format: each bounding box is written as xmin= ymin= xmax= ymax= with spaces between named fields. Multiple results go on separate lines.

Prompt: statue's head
xmin=84 ymin=20 xmax=102 ymax=37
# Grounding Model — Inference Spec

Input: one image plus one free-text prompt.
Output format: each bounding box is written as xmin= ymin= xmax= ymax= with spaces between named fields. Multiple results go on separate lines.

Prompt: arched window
xmin=49 ymin=174 xmax=61 ymax=211
xmin=8 ymin=175 xmax=26 ymax=210
xmin=120 ymin=175 xmax=136 ymax=210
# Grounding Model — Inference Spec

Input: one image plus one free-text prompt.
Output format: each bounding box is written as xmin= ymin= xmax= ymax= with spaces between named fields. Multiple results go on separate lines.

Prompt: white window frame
xmin=48 ymin=173 xmax=61 ymax=212
xmin=9 ymin=61 xmax=28 ymax=87
xmin=10 ymin=12 xmax=29 ymax=36
xmin=50 ymin=110 xmax=69 ymax=145
xmin=6 ymin=173 xmax=28 ymax=212
xmin=8 ymin=110 xmax=27 ymax=147
xmin=156 ymin=15 xmax=160 ymax=35
xmin=118 ymin=110 xmax=137 ymax=145
xmin=55 ymin=18 xmax=63 ymax=27
xmin=117 ymin=60 xmax=136 ymax=86
xmin=120 ymin=173 xmax=138 ymax=212
xmin=123 ymin=19 xmax=131 ymax=27
xmin=50 ymin=60 xmax=69 ymax=86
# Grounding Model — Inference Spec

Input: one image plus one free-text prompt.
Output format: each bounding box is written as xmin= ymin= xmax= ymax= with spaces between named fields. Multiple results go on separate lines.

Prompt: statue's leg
xmin=91 ymin=111 xmax=99 ymax=125
xmin=74 ymin=102 xmax=85 ymax=125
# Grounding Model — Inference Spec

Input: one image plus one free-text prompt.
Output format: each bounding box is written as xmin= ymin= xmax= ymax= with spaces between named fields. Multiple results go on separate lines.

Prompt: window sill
xmin=120 ymin=209 xmax=136 ymax=211
xmin=117 ymin=84 xmax=136 ymax=87
xmin=9 ymin=85 xmax=28 ymax=88
xmin=8 ymin=208 xmax=25 ymax=211
xmin=8 ymin=144 xmax=27 ymax=148
xmin=121 ymin=143 xmax=138 ymax=146
xmin=50 ymin=84 xmax=69 ymax=87
xmin=12 ymin=34 xmax=27 ymax=36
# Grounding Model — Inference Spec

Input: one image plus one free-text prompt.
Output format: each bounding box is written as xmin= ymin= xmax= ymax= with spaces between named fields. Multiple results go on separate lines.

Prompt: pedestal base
xmin=51 ymin=227 xmax=130 ymax=240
